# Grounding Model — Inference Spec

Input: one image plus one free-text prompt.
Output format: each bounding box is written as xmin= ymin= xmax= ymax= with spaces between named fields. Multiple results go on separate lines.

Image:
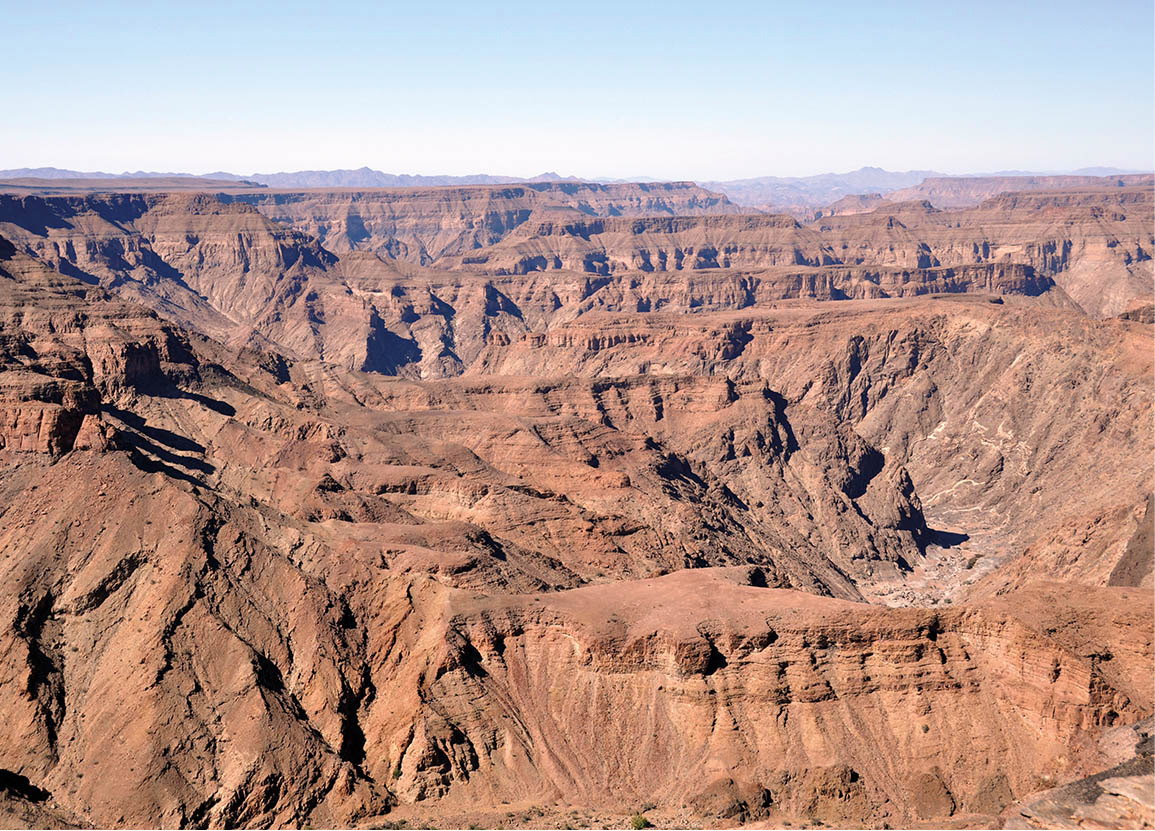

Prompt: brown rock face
xmin=0 ymin=236 xmax=195 ymax=455
xmin=225 ymin=181 xmax=744 ymax=264
xmin=0 ymin=181 xmax=1150 ymax=829
xmin=812 ymin=191 xmax=889 ymax=218
xmin=408 ymin=574 xmax=1149 ymax=819
xmin=472 ymin=300 xmax=1153 ymax=601
xmin=0 ymin=180 xmax=1149 ymax=388
xmin=1007 ymin=718 xmax=1154 ymax=829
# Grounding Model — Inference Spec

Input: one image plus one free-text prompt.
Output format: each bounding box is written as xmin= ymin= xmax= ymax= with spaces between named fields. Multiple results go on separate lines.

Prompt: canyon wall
xmin=0 ymin=178 xmax=1150 ymax=828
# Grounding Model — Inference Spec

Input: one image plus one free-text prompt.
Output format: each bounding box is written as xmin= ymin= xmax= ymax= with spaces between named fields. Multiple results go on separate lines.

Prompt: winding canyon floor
xmin=0 ymin=177 xmax=1151 ymax=829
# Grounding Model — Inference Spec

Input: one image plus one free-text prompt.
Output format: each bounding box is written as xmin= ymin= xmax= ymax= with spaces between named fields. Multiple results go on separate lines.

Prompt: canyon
xmin=0 ymin=174 xmax=1150 ymax=829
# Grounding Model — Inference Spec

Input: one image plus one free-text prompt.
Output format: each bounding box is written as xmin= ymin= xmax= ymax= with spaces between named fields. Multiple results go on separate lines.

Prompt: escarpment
xmin=0 ymin=236 xmax=198 ymax=455
xmin=0 ymin=178 xmax=1150 ymax=829
xmin=446 ymin=186 xmax=1151 ymax=317
xmin=398 ymin=572 xmax=1151 ymax=822
xmin=473 ymin=300 xmax=1154 ymax=605
xmin=224 ymin=181 xmax=745 ymax=263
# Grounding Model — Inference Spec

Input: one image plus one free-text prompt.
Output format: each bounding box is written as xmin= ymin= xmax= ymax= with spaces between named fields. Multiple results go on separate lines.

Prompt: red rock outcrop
xmin=812 ymin=192 xmax=890 ymax=218
xmin=225 ymin=181 xmax=744 ymax=264
xmin=0 ymin=183 xmax=1150 ymax=830
xmin=0 ymin=236 xmax=196 ymax=455
xmin=473 ymin=298 xmax=1154 ymax=606
xmin=398 ymin=572 xmax=1151 ymax=824
xmin=447 ymin=187 xmax=1151 ymax=316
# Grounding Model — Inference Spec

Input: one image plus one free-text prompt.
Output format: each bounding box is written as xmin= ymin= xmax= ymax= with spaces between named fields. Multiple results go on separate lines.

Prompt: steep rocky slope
xmin=0 ymin=182 xmax=1151 ymax=829
xmin=224 ymin=182 xmax=743 ymax=264
xmin=448 ymin=186 xmax=1151 ymax=317
xmin=410 ymin=574 xmax=1150 ymax=824
xmin=473 ymin=299 xmax=1154 ymax=603
xmin=4 ymin=182 xmax=1147 ymax=394
xmin=0 ymin=192 xmax=404 ymax=374
xmin=815 ymin=187 xmax=1153 ymax=317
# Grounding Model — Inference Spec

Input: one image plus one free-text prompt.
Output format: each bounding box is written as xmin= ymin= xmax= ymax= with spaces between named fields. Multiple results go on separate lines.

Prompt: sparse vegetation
xmin=629 ymin=813 xmax=652 ymax=829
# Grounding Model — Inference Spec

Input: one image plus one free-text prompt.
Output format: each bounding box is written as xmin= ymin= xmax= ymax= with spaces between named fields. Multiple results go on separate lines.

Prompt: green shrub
xmin=629 ymin=814 xmax=652 ymax=830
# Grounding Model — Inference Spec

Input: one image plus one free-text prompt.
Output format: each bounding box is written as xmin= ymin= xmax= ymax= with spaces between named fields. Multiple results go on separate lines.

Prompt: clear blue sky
xmin=5 ymin=0 xmax=1153 ymax=179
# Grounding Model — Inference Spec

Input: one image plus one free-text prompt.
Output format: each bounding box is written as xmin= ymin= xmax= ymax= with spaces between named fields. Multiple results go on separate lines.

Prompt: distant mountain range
xmin=0 ymin=165 xmax=1147 ymax=210
xmin=699 ymin=166 xmax=1149 ymax=209
xmin=700 ymin=167 xmax=939 ymax=209
xmin=0 ymin=166 xmax=588 ymax=189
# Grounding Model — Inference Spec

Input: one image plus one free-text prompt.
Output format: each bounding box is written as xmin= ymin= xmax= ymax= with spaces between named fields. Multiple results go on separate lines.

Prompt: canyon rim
xmin=1 ymin=1 xmax=1153 ymax=829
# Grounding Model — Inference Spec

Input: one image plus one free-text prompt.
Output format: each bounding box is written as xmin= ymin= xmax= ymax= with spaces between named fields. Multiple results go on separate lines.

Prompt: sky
xmin=4 ymin=0 xmax=1153 ymax=180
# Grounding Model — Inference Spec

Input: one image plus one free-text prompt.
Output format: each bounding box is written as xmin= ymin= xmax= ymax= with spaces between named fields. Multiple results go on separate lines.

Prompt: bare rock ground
xmin=0 ymin=178 xmax=1150 ymax=828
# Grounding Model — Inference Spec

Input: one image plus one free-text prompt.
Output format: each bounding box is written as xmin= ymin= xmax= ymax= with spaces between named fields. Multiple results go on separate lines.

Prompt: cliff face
xmin=473 ymin=299 xmax=1154 ymax=606
xmin=408 ymin=572 xmax=1150 ymax=822
xmin=0 ymin=193 xmax=398 ymax=374
xmin=445 ymin=214 xmax=836 ymax=274
xmin=224 ymin=182 xmax=744 ymax=264
xmin=816 ymin=187 xmax=1154 ymax=317
xmin=3 ymin=182 xmax=1147 ymax=392
xmin=0 ymin=180 xmax=1150 ymax=828
xmin=0 ymin=236 xmax=196 ymax=455
xmin=448 ymin=187 xmax=1151 ymax=317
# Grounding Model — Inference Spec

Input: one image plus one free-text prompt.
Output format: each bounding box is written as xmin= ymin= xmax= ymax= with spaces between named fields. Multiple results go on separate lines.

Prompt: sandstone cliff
xmin=224 ymin=182 xmax=744 ymax=264
xmin=0 ymin=182 xmax=1150 ymax=829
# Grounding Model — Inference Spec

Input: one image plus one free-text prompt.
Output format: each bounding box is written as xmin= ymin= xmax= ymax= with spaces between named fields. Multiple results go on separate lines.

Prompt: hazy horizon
xmin=2 ymin=163 xmax=1152 ymax=183
xmin=7 ymin=1 xmax=1153 ymax=179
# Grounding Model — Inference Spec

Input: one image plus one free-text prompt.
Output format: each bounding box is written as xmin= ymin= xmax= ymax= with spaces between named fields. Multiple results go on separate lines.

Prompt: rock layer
xmin=0 ymin=180 xmax=1150 ymax=829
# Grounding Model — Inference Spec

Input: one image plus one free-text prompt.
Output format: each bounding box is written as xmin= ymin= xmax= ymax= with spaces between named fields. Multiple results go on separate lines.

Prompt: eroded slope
xmin=0 ymin=185 xmax=1150 ymax=830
